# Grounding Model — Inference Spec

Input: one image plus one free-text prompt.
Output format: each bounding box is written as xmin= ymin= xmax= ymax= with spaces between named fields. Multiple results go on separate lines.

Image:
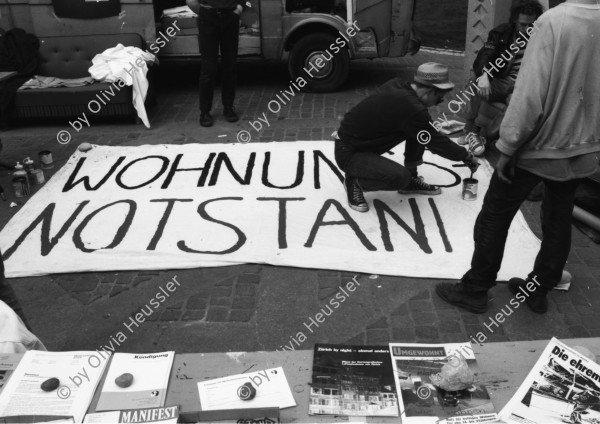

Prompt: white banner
xmin=0 ymin=142 xmax=540 ymax=279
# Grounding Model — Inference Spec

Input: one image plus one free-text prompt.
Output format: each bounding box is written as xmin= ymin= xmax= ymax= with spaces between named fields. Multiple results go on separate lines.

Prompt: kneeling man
xmin=335 ymin=62 xmax=478 ymax=212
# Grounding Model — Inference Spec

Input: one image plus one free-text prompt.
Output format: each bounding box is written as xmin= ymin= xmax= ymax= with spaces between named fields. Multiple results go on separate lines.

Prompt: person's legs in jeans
xmin=463 ymin=73 xmax=514 ymax=134
xmin=436 ymin=166 xmax=541 ymax=313
xmin=463 ymin=166 xmax=541 ymax=289
xmin=220 ymin=11 xmax=240 ymax=110
xmin=528 ymin=178 xmax=580 ymax=292
xmin=403 ymin=139 xmax=425 ymax=178
xmin=335 ymin=145 xmax=412 ymax=192
xmin=198 ymin=9 xmax=220 ymax=114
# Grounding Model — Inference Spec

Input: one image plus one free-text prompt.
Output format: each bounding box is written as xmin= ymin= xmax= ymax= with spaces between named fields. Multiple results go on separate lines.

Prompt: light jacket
xmin=496 ymin=3 xmax=600 ymax=160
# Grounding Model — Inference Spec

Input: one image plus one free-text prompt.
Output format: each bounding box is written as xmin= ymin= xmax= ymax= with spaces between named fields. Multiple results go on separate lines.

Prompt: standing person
xmin=436 ymin=0 xmax=600 ymax=314
xmin=335 ymin=62 xmax=479 ymax=213
xmin=187 ymin=0 xmax=246 ymax=127
xmin=459 ymin=0 xmax=544 ymax=156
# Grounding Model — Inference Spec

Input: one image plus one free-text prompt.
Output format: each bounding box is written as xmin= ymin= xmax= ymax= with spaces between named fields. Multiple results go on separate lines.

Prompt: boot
xmin=508 ymin=277 xmax=548 ymax=313
xmin=435 ymin=282 xmax=489 ymax=314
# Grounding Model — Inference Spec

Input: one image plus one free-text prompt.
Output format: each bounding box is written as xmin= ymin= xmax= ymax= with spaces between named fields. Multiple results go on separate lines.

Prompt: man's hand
xmin=233 ymin=4 xmax=243 ymax=14
xmin=495 ymin=152 xmax=515 ymax=184
xmin=463 ymin=152 xmax=479 ymax=174
xmin=477 ymin=73 xmax=491 ymax=100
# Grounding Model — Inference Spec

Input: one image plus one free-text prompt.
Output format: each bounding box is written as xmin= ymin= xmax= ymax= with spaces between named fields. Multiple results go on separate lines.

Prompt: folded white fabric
xmin=162 ymin=5 xmax=197 ymax=18
xmin=89 ymin=44 xmax=157 ymax=128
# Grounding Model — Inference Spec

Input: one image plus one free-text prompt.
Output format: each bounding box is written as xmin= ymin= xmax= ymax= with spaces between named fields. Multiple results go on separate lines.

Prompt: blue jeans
xmin=334 ymin=140 xmax=423 ymax=191
xmin=463 ymin=166 xmax=580 ymax=293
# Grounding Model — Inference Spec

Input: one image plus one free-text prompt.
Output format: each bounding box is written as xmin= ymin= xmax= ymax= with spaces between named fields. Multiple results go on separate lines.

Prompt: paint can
xmin=12 ymin=177 xmax=29 ymax=198
xmin=31 ymin=167 xmax=45 ymax=185
xmin=39 ymin=150 xmax=54 ymax=169
xmin=462 ymin=178 xmax=478 ymax=201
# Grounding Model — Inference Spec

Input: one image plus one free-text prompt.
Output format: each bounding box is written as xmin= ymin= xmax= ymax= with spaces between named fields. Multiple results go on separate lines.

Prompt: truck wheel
xmin=288 ymin=33 xmax=350 ymax=93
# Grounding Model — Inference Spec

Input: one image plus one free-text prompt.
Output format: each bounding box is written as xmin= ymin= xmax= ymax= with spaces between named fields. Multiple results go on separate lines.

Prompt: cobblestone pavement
xmin=1 ymin=51 xmax=599 ymax=353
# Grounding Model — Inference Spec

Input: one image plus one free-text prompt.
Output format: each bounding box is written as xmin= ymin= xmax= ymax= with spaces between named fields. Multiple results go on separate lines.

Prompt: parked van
xmin=0 ymin=0 xmax=419 ymax=92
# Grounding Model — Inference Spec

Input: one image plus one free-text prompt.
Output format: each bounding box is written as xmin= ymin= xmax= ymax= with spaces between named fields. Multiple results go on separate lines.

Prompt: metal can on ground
xmin=12 ymin=177 xmax=29 ymax=198
xmin=31 ymin=168 xmax=45 ymax=185
xmin=39 ymin=150 xmax=53 ymax=169
xmin=462 ymin=177 xmax=478 ymax=201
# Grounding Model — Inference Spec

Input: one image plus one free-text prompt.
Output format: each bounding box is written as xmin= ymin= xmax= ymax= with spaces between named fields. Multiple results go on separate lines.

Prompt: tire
xmin=288 ymin=32 xmax=350 ymax=93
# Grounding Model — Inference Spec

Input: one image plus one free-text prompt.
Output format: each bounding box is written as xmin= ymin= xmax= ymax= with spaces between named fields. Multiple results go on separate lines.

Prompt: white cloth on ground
xmin=0 ymin=300 xmax=46 ymax=353
xmin=89 ymin=44 xmax=157 ymax=128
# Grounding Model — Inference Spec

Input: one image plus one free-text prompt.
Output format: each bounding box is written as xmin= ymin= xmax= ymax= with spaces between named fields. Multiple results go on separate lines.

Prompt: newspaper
xmin=389 ymin=342 xmax=498 ymax=424
xmin=309 ymin=344 xmax=398 ymax=417
xmin=499 ymin=337 xmax=600 ymax=424
xmin=0 ymin=350 xmax=108 ymax=423
xmin=0 ymin=354 xmax=20 ymax=396
xmin=84 ymin=406 xmax=178 ymax=423
xmin=96 ymin=352 xmax=174 ymax=411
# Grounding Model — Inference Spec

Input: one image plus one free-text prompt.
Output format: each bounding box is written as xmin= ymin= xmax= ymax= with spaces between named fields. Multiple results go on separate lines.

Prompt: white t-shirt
xmin=0 ymin=300 xmax=46 ymax=353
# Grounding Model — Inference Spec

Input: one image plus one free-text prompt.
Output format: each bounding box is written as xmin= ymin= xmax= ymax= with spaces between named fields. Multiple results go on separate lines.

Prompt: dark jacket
xmin=338 ymin=83 xmax=468 ymax=162
xmin=473 ymin=23 xmax=518 ymax=79
xmin=0 ymin=28 xmax=40 ymax=126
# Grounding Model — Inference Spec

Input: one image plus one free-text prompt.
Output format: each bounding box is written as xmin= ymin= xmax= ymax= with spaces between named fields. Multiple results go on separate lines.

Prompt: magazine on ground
xmin=308 ymin=344 xmax=398 ymax=417
xmin=389 ymin=342 xmax=498 ymax=424
xmin=0 ymin=354 xmax=20 ymax=396
xmin=499 ymin=337 xmax=600 ymax=424
xmin=96 ymin=351 xmax=175 ymax=411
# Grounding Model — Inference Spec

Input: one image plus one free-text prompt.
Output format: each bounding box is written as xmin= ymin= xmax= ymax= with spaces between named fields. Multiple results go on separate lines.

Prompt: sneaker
xmin=435 ymin=282 xmax=488 ymax=314
xmin=223 ymin=107 xmax=239 ymax=123
xmin=508 ymin=277 xmax=548 ymax=313
xmin=398 ymin=176 xmax=441 ymax=195
xmin=344 ymin=176 xmax=368 ymax=212
xmin=463 ymin=132 xmax=486 ymax=156
xmin=200 ymin=112 xmax=214 ymax=127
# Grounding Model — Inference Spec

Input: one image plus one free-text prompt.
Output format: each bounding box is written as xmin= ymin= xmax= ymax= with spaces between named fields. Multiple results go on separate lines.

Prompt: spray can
xmin=12 ymin=162 xmax=30 ymax=197
xmin=23 ymin=157 xmax=35 ymax=186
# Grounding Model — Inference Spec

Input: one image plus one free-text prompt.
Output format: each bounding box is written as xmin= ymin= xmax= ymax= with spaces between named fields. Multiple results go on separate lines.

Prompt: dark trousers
xmin=463 ymin=166 xmax=580 ymax=293
xmin=198 ymin=8 xmax=240 ymax=113
xmin=464 ymin=73 xmax=514 ymax=132
xmin=334 ymin=140 xmax=424 ymax=191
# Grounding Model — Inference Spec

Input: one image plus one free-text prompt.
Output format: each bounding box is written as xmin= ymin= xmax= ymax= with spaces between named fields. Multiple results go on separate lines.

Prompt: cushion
xmin=15 ymin=82 xmax=132 ymax=107
xmin=37 ymin=33 xmax=145 ymax=79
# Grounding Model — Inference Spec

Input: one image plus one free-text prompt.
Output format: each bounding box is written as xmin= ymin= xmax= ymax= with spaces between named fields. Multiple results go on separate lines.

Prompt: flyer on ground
xmin=308 ymin=344 xmax=398 ymax=416
xmin=389 ymin=342 xmax=498 ymax=424
xmin=499 ymin=337 xmax=600 ymax=424
xmin=197 ymin=367 xmax=296 ymax=410
xmin=0 ymin=350 xmax=108 ymax=423
xmin=96 ymin=352 xmax=175 ymax=411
